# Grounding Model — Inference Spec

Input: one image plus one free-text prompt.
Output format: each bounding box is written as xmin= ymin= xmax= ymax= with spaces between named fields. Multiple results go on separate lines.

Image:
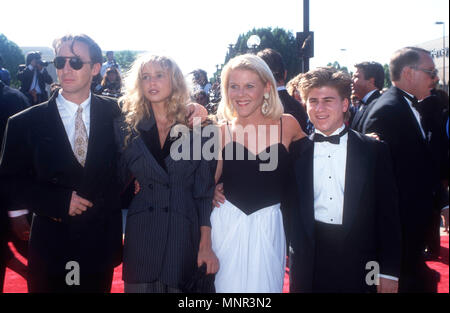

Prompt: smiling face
xmin=140 ymin=62 xmax=172 ymax=106
xmin=306 ymin=86 xmax=349 ymax=136
xmin=227 ymin=69 xmax=270 ymax=119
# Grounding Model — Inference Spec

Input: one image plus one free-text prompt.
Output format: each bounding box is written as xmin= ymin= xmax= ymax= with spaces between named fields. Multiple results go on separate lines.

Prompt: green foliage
xmin=111 ymin=50 xmax=140 ymax=73
xmin=221 ymin=27 xmax=301 ymax=82
xmin=383 ymin=63 xmax=392 ymax=88
xmin=0 ymin=34 xmax=25 ymax=87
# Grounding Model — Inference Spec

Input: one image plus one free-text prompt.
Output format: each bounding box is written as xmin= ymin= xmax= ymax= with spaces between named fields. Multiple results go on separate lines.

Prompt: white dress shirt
xmin=313 ymin=124 xmax=347 ymax=225
xmin=400 ymin=89 xmax=426 ymax=139
xmin=56 ymin=90 xmax=91 ymax=151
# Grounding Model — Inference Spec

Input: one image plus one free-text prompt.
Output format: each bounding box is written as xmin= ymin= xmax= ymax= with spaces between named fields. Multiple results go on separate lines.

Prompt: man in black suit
xmin=0 ymin=34 xmax=123 ymax=292
xmin=257 ymin=48 xmax=309 ymax=133
xmin=0 ymin=80 xmax=30 ymax=292
xmin=17 ymin=51 xmax=53 ymax=105
xmin=362 ymin=47 xmax=441 ymax=292
xmin=288 ymin=67 xmax=401 ymax=293
xmin=350 ymin=62 xmax=384 ymax=133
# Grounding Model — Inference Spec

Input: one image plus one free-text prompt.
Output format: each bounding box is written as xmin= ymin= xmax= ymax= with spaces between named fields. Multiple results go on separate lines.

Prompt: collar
xmin=315 ymin=124 xmax=346 ymax=137
xmin=362 ymin=89 xmax=377 ymax=104
xmin=277 ymin=86 xmax=287 ymax=91
xmin=56 ymin=90 xmax=91 ymax=114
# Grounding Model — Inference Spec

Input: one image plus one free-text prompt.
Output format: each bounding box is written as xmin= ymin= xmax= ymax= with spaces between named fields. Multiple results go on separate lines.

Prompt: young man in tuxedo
xmin=350 ymin=62 xmax=384 ymax=133
xmin=362 ymin=47 xmax=445 ymax=292
xmin=288 ymin=67 xmax=401 ymax=293
xmin=0 ymin=34 xmax=123 ymax=292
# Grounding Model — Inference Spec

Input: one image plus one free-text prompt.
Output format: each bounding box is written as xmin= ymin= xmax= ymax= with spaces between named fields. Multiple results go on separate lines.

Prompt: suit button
xmin=148 ymin=183 xmax=153 ymax=189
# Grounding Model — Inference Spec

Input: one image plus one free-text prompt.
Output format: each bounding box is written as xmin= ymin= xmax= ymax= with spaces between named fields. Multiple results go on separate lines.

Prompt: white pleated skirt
xmin=211 ymin=200 xmax=286 ymax=293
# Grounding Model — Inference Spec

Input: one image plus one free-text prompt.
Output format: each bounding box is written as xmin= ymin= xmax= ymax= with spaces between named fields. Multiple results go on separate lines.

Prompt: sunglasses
xmin=413 ymin=67 xmax=438 ymax=79
xmin=53 ymin=56 xmax=92 ymax=70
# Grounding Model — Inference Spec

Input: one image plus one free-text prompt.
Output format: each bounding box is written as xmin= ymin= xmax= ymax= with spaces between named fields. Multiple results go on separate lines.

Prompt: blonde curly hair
xmin=119 ymin=54 xmax=189 ymax=133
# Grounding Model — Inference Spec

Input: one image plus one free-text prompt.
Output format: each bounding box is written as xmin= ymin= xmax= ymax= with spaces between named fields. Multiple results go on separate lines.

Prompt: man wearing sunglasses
xmin=0 ymin=33 xmax=123 ymax=293
xmin=362 ymin=47 xmax=444 ymax=293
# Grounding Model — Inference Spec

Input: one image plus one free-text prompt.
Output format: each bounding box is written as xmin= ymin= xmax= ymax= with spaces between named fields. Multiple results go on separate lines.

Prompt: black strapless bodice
xmin=221 ymin=142 xmax=290 ymax=215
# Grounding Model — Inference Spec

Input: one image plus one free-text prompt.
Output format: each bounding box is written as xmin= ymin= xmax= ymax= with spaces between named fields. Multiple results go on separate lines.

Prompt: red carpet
xmin=4 ymin=234 xmax=449 ymax=293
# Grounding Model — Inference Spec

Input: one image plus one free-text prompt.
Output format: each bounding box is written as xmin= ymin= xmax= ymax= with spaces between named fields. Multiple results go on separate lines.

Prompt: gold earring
xmin=261 ymin=93 xmax=269 ymax=115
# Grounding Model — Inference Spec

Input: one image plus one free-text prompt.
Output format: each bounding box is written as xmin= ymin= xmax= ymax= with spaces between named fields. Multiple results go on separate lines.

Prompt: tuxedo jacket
xmin=114 ymin=115 xmax=216 ymax=288
xmin=350 ymin=90 xmax=381 ymax=133
xmin=288 ymin=130 xmax=401 ymax=293
xmin=362 ymin=87 xmax=437 ymax=250
xmin=0 ymin=91 xmax=123 ymax=278
xmin=278 ymin=89 xmax=309 ymax=133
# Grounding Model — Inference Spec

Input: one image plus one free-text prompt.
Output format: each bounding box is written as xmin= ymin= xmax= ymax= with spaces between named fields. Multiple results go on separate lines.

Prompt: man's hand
xmin=10 ymin=215 xmax=30 ymax=241
xmin=69 ymin=191 xmax=93 ymax=216
xmin=213 ymin=183 xmax=225 ymax=208
xmin=441 ymin=207 xmax=449 ymax=233
xmin=187 ymin=103 xmax=208 ymax=127
xmin=365 ymin=132 xmax=380 ymax=141
xmin=377 ymin=277 xmax=398 ymax=293
xmin=134 ymin=180 xmax=141 ymax=195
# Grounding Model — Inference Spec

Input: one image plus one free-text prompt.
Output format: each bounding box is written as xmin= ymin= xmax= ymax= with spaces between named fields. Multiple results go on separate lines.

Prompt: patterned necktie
xmin=74 ymin=106 xmax=88 ymax=166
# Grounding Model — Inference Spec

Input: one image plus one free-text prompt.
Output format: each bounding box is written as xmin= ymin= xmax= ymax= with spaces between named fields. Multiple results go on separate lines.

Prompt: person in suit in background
xmin=0 ymin=33 xmax=123 ymax=293
xmin=288 ymin=67 xmax=401 ymax=293
xmin=363 ymin=47 xmax=442 ymax=292
xmin=350 ymin=62 xmax=384 ymax=133
xmin=257 ymin=48 xmax=309 ymax=133
xmin=0 ymin=79 xmax=31 ymax=293
xmin=17 ymin=51 xmax=53 ymax=105
xmin=114 ymin=54 xmax=218 ymax=293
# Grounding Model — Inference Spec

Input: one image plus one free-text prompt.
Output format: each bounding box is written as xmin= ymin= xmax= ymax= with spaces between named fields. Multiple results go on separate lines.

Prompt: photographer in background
xmin=100 ymin=50 xmax=120 ymax=77
xmin=17 ymin=51 xmax=53 ymax=105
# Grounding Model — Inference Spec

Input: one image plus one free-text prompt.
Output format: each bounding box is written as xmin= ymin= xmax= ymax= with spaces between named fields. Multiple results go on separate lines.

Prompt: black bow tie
xmin=313 ymin=127 xmax=348 ymax=145
xmin=400 ymin=90 xmax=422 ymax=112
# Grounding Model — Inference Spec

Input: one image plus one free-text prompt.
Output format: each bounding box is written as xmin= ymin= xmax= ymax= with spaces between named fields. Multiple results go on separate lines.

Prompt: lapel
xmin=295 ymin=136 xmax=315 ymax=243
xmin=342 ymin=130 xmax=368 ymax=237
xmin=392 ymin=87 xmax=427 ymax=144
xmin=43 ymin=92 xmax=83 ymax=170
xmin=135 ymin=112 xmax=170 ymax=183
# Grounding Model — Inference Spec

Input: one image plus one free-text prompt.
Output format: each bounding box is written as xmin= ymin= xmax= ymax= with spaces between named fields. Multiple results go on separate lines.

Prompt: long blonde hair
xmin=120 ymin=54 xmax=189 ymax=134
xmin=217 ymin=54 xmax=283 ymax=121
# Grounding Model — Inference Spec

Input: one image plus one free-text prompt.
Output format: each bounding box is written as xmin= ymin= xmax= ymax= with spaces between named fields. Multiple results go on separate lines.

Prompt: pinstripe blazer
xmin=114 ymin=114 xmax=217 ymax=288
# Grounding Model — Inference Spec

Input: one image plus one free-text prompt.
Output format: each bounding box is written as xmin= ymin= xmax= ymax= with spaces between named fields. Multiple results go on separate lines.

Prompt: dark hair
xmin=257 ymin=48 xmax=285 ymax=83
xmin=389 ymin=47 xmax=430 ymax=82
xmin=52 ymin=33 xmax=103 ymax=65
xmin=354 ymin=61 xmax=385 ymax=90
xmin=25 ymin=51 xmax=41 ymax=65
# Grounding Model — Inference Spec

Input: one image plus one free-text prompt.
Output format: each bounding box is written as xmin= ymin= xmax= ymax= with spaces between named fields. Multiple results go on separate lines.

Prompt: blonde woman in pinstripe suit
xmin=114 ymin=54 xmax=219 ymax=293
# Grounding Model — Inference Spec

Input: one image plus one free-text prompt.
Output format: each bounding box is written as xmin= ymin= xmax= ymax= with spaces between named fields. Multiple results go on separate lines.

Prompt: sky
xmin=1 ymin=0 xmax=448 ymax=78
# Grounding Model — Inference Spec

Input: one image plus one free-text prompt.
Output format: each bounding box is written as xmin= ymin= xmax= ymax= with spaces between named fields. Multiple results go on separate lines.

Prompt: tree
xmin=327 ymin=61 xmax=350 ymax=74
xmin=0 ymin=34 xmax=25 ymax=87
xmin=112 ymin=50 xmax=140 ymax=73
xmin=219 ymin=27 xmax=301 ymax=82
xmin=383 ymin=64 xmax=392 ymax=89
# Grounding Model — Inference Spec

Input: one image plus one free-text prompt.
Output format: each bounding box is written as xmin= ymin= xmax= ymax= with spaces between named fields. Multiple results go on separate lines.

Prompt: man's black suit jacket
xmin=288 ymin=131 xmax=401 ymax=293
xmin=350 ymin=90 xmax=381 ymax=133
xmin=278 ymin=89 xmax=308 ymax=133
xmin=0 ymin=91 xmax=123 ymax=284
xmin=362 ymin=86 xmax=438 ymax=291
xmin=17 ymin=67 xmax=53 ymax=103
